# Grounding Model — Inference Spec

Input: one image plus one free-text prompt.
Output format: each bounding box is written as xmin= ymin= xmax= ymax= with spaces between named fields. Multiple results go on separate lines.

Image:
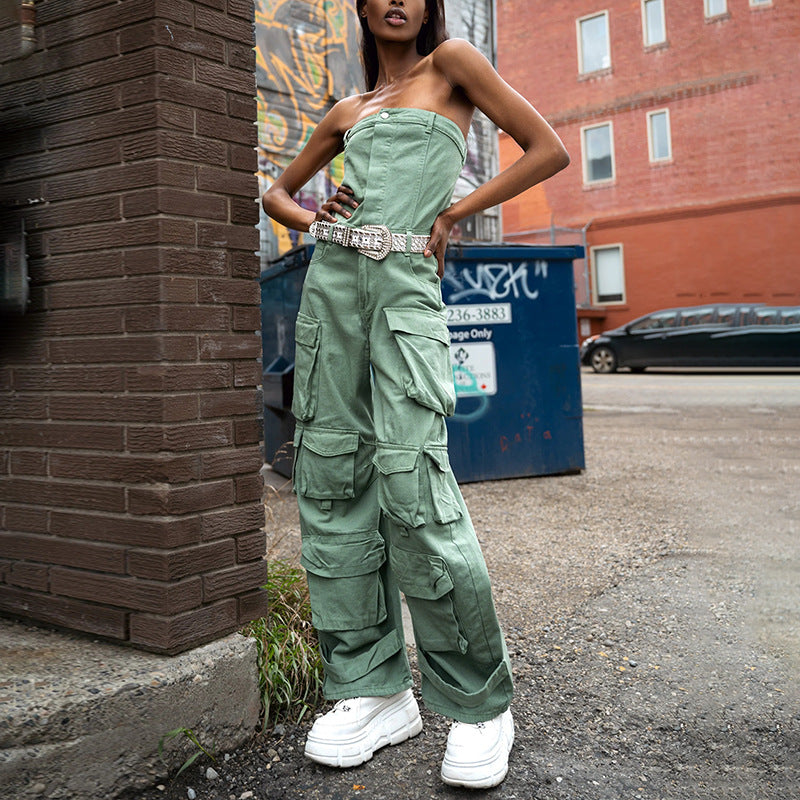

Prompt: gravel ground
xmin=124 ymin=404 xmax=800 ymax=800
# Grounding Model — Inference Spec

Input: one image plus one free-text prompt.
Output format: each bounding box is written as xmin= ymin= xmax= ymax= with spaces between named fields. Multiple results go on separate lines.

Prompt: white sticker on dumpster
xmin=451 ymin=342 xmax=497 ymax=397
xmin=446 ymin=303 xmax=512 ymax=326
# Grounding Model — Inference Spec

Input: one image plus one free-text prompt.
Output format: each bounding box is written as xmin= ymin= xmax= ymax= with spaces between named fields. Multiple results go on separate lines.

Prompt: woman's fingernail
xmin=344 ymin=211 xmax=351 ymax=218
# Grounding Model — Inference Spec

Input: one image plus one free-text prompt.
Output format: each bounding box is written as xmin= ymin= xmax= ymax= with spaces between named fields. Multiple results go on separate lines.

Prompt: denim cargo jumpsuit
xmin=292 ymin=108 xmax=513 ymax=724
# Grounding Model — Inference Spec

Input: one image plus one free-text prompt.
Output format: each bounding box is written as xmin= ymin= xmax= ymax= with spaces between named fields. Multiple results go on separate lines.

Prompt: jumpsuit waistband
xmin=309 ymin=220 xmax=428 ymax=261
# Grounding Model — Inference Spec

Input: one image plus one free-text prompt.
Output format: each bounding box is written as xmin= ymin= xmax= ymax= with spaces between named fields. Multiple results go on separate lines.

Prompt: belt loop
xmin=405 ymin=232 xmax=412 ymax=253
xmin=425 ymin=114 xmax=435 ymax=134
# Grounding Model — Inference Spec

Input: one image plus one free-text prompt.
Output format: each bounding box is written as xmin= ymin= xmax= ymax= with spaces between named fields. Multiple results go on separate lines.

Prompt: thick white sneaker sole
xmin=304 ymin=689 xmax=423 ymax=768
xmin=440 ymin=708 xmax=515 ymax=789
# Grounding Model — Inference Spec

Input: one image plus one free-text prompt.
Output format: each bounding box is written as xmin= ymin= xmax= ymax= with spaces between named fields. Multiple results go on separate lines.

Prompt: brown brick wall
xmin=0 ymin=0 xmax=267 ymax=654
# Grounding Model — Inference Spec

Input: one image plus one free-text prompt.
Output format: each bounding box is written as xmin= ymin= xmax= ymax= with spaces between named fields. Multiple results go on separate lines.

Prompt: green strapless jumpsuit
xmin=292 ymin=108 xmax=513 ymax=723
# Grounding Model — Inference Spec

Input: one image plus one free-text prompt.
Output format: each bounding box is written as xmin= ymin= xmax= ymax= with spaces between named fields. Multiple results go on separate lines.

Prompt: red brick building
xmin=0 ymin=1 xmax=266 ymax=653
xmin=497 ymin=0 xmax=800 ymax=339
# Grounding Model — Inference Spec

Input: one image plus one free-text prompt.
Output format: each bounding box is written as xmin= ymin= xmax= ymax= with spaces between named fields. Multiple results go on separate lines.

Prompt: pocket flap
xmin=424 ymin=445 xmax=450 ymax=473
xmin=302 ymin=427 xmax=359 ymax=457
xmin=374 ymin=446 xmax=419 ymax=475
xmin=384 ymin=307 xmax=451 ymax=347
xmin=302 ymin=531 xmax=385 ymax=579
xmin=389 ymin=547 xmax=454 ymax=599
xmin=295 ymin=314 xmax=320 ymax=348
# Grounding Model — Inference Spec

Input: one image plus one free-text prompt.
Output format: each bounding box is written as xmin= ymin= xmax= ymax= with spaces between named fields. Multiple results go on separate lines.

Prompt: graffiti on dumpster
xmin=498 ymin=411 xmax=550 ymax=455
xmin=450 ymin=374 xmax=490 ymax=423
xmin=443 ymin=260 xmax=549 ymax=303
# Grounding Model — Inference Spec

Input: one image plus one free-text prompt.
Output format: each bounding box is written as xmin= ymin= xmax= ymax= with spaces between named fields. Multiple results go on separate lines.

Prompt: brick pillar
xmin=0 ymin=1 xmax=267 ymax=653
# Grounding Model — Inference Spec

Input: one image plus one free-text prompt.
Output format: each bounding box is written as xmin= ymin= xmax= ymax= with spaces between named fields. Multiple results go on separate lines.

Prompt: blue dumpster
xmin=260 ymin=244 xmax=314 ymax=477
xmin=260 ymin=242 xmax=585 ymax=482
xmin=442 ymin=244 xmax=585 ymax=483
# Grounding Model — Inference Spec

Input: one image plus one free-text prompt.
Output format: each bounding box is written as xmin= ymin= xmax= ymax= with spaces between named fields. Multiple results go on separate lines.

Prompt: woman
xmin=262 ymin=0 xmax=569 ymax=789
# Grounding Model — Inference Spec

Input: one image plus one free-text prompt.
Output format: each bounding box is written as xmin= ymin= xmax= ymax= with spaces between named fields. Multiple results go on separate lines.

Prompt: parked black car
xmin=580 ymin=303 xmax=800 ymax=373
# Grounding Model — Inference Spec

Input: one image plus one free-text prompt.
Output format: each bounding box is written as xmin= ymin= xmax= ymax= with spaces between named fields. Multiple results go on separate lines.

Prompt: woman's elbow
xmin=261 ymin=185 xmax=278 ymax=218
xmin=551 ymin=141 xmax=570 ymax=174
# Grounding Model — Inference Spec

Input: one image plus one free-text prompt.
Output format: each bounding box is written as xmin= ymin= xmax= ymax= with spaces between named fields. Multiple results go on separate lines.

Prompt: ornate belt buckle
xmin=356 ymin=225 xmax=391 ymax=261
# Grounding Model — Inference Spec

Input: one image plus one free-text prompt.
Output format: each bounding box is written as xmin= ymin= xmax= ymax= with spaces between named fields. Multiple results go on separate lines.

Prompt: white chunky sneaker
xmin=440 ymin=707 xmax=514 ymax=789
xmin=304 ymin=689 xmax=423 ymax=768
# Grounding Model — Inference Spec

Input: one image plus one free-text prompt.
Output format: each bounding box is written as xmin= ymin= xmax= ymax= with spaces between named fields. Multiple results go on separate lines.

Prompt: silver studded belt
xmin=308 ymin=220 xmax=428 ymax=261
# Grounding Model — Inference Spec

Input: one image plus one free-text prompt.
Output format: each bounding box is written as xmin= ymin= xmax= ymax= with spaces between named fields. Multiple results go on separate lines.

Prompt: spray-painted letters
xmin=444 ymin=260 xmax=549 ymax=302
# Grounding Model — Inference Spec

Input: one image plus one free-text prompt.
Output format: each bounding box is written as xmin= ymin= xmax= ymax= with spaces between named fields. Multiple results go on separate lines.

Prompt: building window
xmin=705 ymin=0 xmax=727 ymax=16
xmin=642 ymin=0 xmax=666 ymax=46
xmin=592 ymin=245 xmax=626 ymax=304
xmin=581 ymin=122 xmax=615 ymax=184
xmin=577 ymin=12 xmax=611 ymax=74
xmin=750 ymin=0 xmax=772 ymax=6
xmin=647 ymin=109 xmax=672 ymax=162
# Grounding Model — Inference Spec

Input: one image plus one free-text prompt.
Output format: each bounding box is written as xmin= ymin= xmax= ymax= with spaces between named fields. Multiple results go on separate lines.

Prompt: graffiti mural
xmin=255 ymin=0 xmax=499 ymax=264
xmin=255 ymin=0 xmax=362 ymax=262
xmin=443 ymin=0 xmax=500 ymax=241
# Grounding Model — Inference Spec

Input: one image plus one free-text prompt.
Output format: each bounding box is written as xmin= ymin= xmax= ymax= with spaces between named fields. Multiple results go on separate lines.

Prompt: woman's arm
xmin=261 ymin=99 xmax=356 ymax=232
xmin=426 ymin=39 xmax=570 ymax=270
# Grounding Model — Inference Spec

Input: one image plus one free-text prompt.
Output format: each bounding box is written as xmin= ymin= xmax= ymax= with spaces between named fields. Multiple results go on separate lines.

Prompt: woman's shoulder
xmin=431 ymin=38 xmax=488 ymax=84
xmin=324 ymin=94 xmax=371 ymax=135
xmin=431 ymin=38 xmax=482 ymax=66
xmin=433 ymin=38 xmax=479 ymax=56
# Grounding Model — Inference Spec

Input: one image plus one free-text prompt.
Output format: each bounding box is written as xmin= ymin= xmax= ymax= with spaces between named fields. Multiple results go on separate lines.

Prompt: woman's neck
xmin=373 ymin=41 xmax=423 ymax=89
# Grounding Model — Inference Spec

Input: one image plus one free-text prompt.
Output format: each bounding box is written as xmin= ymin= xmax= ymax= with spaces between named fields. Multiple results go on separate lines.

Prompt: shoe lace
xmin=331 ymin=699 xmax=352 ymax=713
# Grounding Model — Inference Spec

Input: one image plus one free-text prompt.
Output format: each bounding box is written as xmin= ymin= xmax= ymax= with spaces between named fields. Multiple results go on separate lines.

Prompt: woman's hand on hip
xmin=425 ymin=210 xmax=455 ymax=279
xmin=316 ymin=184 xmax=358 ymax=223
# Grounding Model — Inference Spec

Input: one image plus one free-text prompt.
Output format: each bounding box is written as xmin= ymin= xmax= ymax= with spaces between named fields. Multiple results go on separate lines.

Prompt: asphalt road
xmin=131 ymin=369 xmax=800 ymax=800
xmin=580 ymin=367 xmax=800 ymax=409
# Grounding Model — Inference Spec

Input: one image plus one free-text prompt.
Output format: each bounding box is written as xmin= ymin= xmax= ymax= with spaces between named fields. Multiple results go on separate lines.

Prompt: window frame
xmin=647 ymin=108 xmax=672 ymax=163
xmin=678 ymin=307 xmax=717 ymax=327
xmin=630 ymin=310 xmax=678 ymax=331
xmin=581 ymin=120 xmax=616 ymax=185
xmin=576 ymin=11 xmax=611 ymax=75
xmin=641 ymin=0 xmax=667 ymax=47
xmin=590 ymin=243 xmax=626 ymax=305
xmin=715 ymin=306 xmax=739 ymax=326
xmin=749 ymin=0 xmax=772 ymax=7
xmin=704 ymin=0 xmax=728 ymax=17
xmin=780 ymin=308 xmax=800 ymax=325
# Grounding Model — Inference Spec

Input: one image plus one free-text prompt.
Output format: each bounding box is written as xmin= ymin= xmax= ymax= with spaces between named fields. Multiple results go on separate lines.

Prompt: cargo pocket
xmin=294 ymin=427 xmax=361 ymax=500
xmin=302 ymin=531 xmax=387 ymax=631
xmin=389 ymin=546 xmax=467 ymax=654
xmin=374 ymin=444 xmax=423 ymax=529
xmin=424 ymin=446 xmax=462 ymax=524
xmin=384 ymin=307 xmax=456 ymax=416
xmin=291 ymin=313 xmax=321 ymax=422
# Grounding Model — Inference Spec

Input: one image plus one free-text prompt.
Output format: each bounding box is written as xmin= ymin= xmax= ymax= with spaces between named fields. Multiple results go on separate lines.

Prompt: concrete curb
xmin=0 ymin=616 xmax=261 ymax=799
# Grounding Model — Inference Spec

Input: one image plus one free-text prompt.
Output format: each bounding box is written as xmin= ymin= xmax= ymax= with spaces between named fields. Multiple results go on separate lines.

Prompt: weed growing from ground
xmin=158 ymin=727 xmax=215 ymax=778
xmin=243 ymin=558 xmax=323 ymax=730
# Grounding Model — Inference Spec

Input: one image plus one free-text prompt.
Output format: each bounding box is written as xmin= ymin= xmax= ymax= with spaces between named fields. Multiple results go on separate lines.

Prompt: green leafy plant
xmin=158 ymin=727 xmax=216 ymax=778
xmin=243 ymin=559 xmax=324 ymax=730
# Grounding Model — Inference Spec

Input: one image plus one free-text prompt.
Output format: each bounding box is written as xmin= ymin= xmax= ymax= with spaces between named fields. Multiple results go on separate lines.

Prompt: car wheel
xmin=590 ymin=346 xmax=617 ymax=373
